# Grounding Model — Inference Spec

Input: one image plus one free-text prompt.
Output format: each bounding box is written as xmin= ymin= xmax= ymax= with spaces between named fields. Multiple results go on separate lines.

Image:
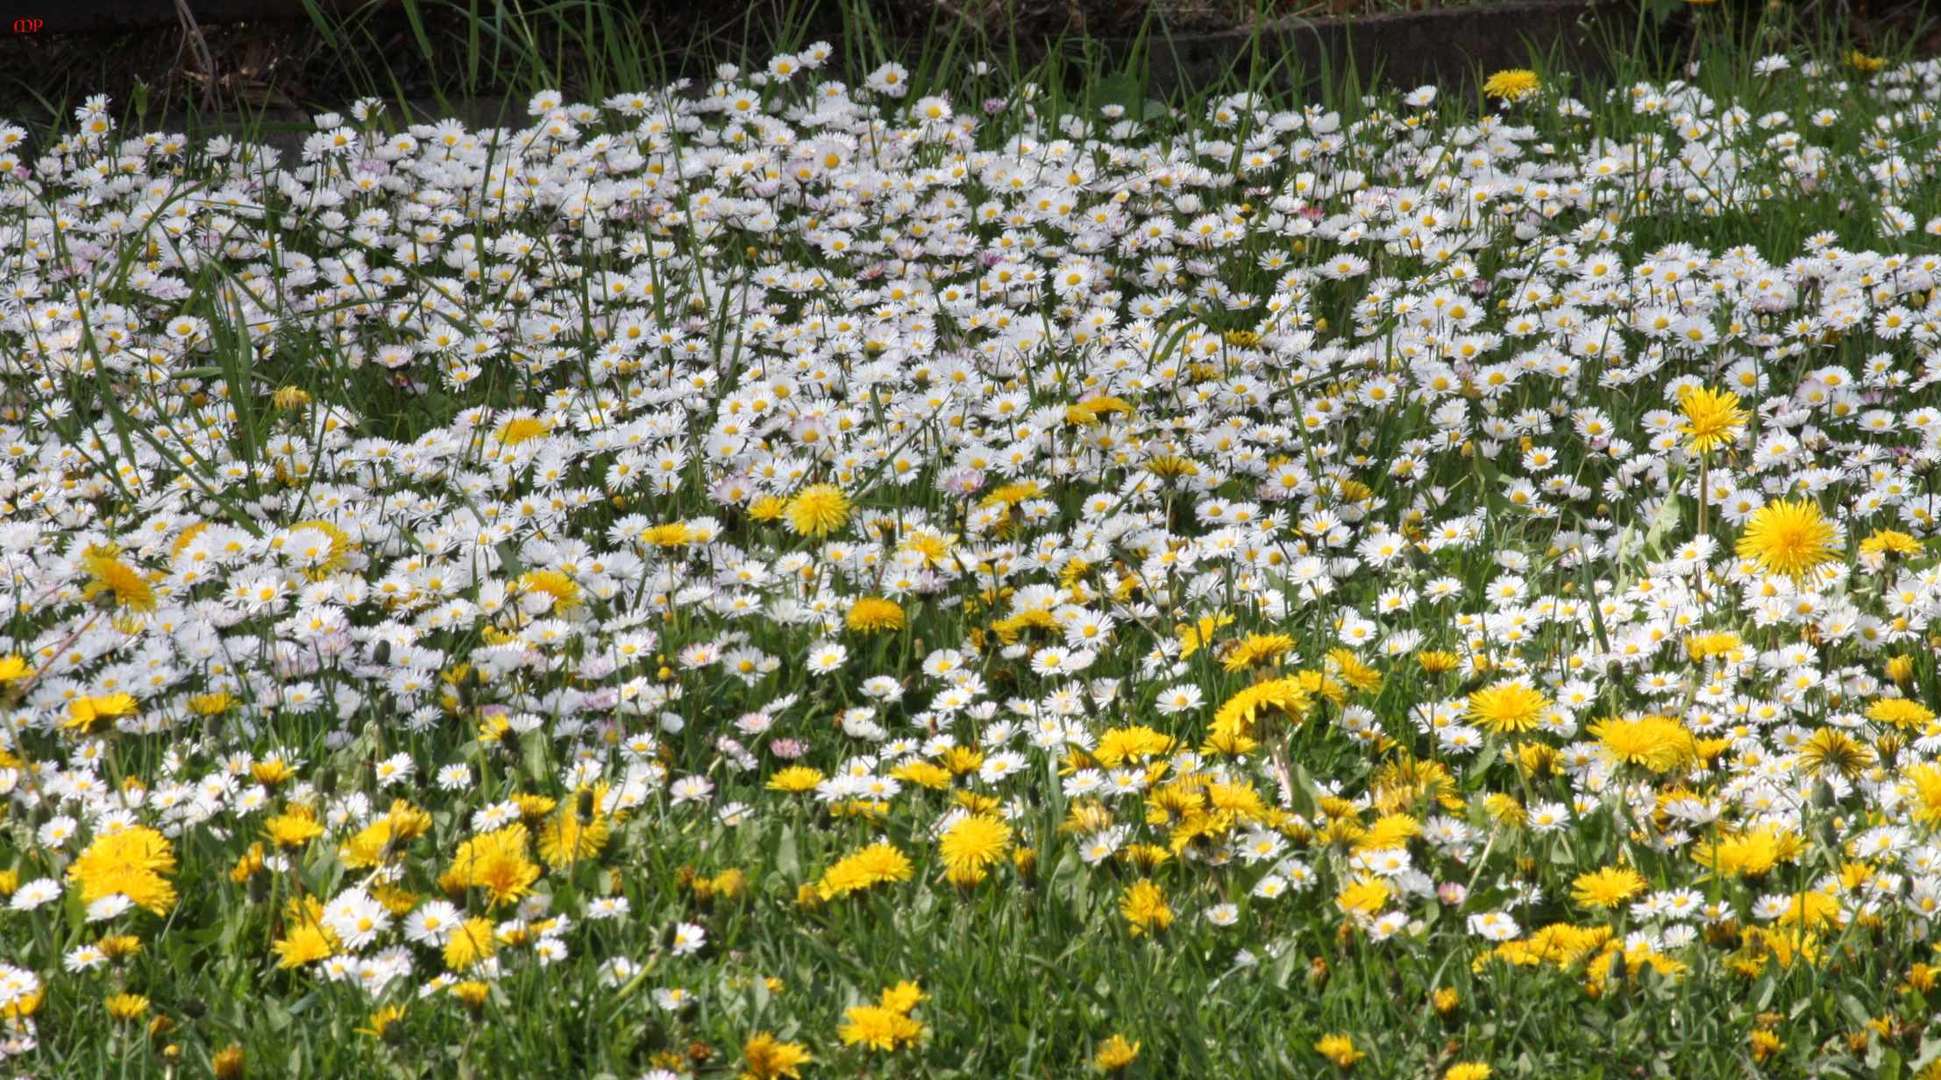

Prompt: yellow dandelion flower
xmin=839 ymin=983 xmax=925 ymax=1051
xmin=68 ymin=824 xmax=177 ymax=915
xmin=1860 ymin=528 xmax=1921 ymax=561
xmin=814 ymin=842 xmax=913 ymax=901
xmin=446 ymin=824 xmax=541 ymax=907
xmin=1847 ymin=49 xmax=1887 ymax=74
xmin=1571 ymin=866 xmax=1647 ymax=909
xmin=81 ymin=543 xmax=157 ymax=613
xmin=537 ymin=800 xmax=612 ymax=870
xmin=494 ymin=415 xmax=552 ymax=445
xmin=891 ymin=760 xmax=952 ymax=789
xmin=1482 ymin=69 xmax=1540 ymax=102
xmin=938 ymin=814 xmax=1011 ymax=887
xmin=1868 ymin=698 xmax=1935 ymax=732
xmin=785 ymin=483 xmax=850 ymax=537
xmin=1677 ymin=385 xmax=1746 ymax=453
xmin=1093 ymin=1033 xmax=1141 ymax=1072
xmin=65 ymin=692 xmax=137 ymax=734
xmin=104 ymin=993 xmax=150 ymax=1022
xmin=264 ymin=805 xmax=325 ymax=849
xmin=358 ymin=1003 xmax=407 ymax=1039
xmin=443 ymin=916 xmax=500 ymax=971
xmin=1591 ymin=715 xmax=1696 ymax=773
xmin=1795 ymin=728 xmax=1873 ymax=779
xmin=1904 ymin=763 xmax=1941 ymax=826
xmin=1221 ymin=632 xmax=1294 ymax=672
xmin=1736 ymin=498 xmax=1837 ymax=579
xmin=845 ymin=596 xmax=905 ymax=633
xmin=1176 ymin=612 xmax=1234 ymax=660
xmin=767 ymin=766 xmax=826 ymax=793
xmin=516 ymin=569 xmax=581 ymax=611
xmin=273 ymin=897 xmax=337 ymax=969
xmin=1315 ymin=1032 xmax=1365 ymax=1068
xmin=1693 ymin=825 xmax=1793 ymax=878
xmin=1119 ymin=878 xmax=1173 ymax=935
xmin=741 ymin=1032 xmax=813 ymax=1080
xmin=1466 ymin=679 xmax=1550 ymax=734
xmin=1092 ymin=725 xmax=1176 ymax=768
xmin=1335 ymin=875 xmax=1391 ymax=916
xmin=1207 ymin=677 xmax=1313 ymax=754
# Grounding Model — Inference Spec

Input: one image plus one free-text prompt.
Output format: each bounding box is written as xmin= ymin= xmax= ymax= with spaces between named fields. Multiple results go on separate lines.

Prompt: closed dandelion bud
xmin=452 ymin=980 xmax=489 ymax=1012
xmin=1307 ymin=955 xmax=1330 ymax=989
xmin=686 ymin=1041 xmax=714 ymax=1065
xmin=1432 ymin=987 xmax=1460 ymax=1016
xmin=1012 ymin=846 xmax=1037 ymax=880
xmin=576 ymin=787 xmax=596 ymax=821
xmin=1887 ymin=655 xmax=1915 ymax=685
xmin=247 ymin=872 xmax=271 ymax=905
xmin=1871 ymin=731 xmax=1906 ymax=764
xmin=212 ymin=1044 xmax=246 ymax=1079
xmin=160 ymin=1043 xmax=181 ymax=1063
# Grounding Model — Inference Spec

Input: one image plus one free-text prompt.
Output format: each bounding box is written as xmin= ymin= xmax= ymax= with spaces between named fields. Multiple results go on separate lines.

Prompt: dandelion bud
xmin=1887 ymin=655 xmax=1915 ymax=685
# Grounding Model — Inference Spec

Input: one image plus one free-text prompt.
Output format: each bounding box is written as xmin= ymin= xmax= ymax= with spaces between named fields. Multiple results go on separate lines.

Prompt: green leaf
xmin=521 ymin=730 xmax=551 ymax=784
xmin=1643 ymin=492 xmax=1682 ymax=560
xmin=775 ymin=823 xmax=800 ymax=878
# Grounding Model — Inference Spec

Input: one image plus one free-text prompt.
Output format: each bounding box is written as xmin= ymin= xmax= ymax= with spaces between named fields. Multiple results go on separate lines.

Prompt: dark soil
xmin=1 ymin=0 xmax=1933 ymax=136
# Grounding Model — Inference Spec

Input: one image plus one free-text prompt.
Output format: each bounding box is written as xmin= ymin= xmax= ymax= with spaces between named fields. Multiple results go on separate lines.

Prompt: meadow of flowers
xmin=4 ymin=33 xmax=1941 ymax=1077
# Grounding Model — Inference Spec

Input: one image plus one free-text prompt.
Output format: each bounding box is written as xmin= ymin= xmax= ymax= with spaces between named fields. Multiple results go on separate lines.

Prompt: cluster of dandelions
xmin=2 ymin=39 xmax=1941 ymax=1077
